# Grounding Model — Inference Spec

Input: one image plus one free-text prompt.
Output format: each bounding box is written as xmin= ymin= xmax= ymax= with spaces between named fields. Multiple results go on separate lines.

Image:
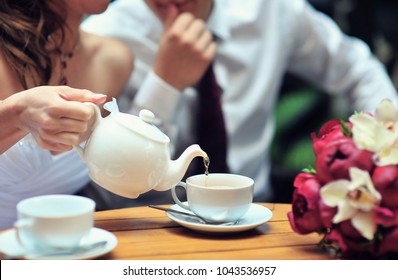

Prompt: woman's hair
xmin=0 ymin=0 xmax=66 ymax=89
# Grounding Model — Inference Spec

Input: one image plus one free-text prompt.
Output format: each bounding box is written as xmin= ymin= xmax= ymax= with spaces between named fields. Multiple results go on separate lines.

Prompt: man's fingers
xmin=182 ymin=19 xmax=207 ymax=44
xmin=167 ymin=12 xmax=195 ymax=35
xmin=164 ymin=4 xmax=179 ymax=30
xmin=202 ymin=41 xmax=217 ymax=61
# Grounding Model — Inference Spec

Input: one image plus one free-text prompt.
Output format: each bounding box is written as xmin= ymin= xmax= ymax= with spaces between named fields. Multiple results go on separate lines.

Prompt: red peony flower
xmin=311 ymin=120 xmax=348 ymax=156
xmin=315 ymin=137 xmax=374 ymax=184
xmin=287 ymin=172 xmax=324 ymax=234
xmin=372 ymin=165 xmax=398 ymax=208
xmin=374 ymin=207 xmax=398 ymax=227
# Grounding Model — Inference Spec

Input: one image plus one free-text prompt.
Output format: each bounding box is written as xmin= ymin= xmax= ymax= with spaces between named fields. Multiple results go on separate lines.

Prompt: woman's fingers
xmin=14 ymin=86 xmax=105 ymax=151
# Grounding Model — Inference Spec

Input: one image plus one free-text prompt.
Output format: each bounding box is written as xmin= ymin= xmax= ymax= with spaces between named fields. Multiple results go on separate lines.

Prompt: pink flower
xmin=311 ymin=120 xmax=348 ymax=156
xmin=374 ymin=207 xmax=398 ymax=227
xmin=288 ymin=173 xmax=324 ymax=234
xmin=318 ymin=200 xmax=337 ymax=228
xmin=315 ymin=138 xmax=374 ymax=184
xmin=372 ymin=165 xmax=398 ymax=208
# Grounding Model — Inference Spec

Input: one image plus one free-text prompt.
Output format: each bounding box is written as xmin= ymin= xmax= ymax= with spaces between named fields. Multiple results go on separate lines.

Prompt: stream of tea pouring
xmin=204 ymin=157 xmax=210 ymax=186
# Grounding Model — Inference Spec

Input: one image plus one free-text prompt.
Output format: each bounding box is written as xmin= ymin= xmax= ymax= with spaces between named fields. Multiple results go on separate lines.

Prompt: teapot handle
xmin=74 ymin=102 xmax=102 ymax=157
xmin=84 ymin=102 xmax=103 ymax=129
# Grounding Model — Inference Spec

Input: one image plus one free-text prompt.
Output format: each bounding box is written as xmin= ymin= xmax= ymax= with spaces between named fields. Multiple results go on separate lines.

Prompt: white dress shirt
xmin=82 ymin=0 xmax=398 ymax=200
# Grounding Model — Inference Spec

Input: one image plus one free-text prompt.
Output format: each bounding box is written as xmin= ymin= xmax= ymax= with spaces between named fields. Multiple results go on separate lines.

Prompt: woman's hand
xmin=12 ymin=86 xmax=107 ymax=152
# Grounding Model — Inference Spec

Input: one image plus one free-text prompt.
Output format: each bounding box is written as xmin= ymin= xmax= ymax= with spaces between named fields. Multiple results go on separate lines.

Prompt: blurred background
xmin=270 ymin=0 xmax=398 ymax=202
xmin=107 ymin=0 xmax=398 ymax=203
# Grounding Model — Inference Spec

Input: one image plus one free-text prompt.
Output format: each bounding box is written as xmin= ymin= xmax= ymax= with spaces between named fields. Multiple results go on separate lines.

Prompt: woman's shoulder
xmin=79 ymin=30 xmax=134 ymax=97
xmin=81 ymin=30 xmax=134 ymax=73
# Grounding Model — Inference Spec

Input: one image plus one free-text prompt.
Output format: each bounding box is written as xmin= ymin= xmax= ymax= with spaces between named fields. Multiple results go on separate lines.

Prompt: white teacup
xmin=171 ymin=173 xmax=254 ymax=223
xmin=14 ymin=195 xmax=95 ymax=253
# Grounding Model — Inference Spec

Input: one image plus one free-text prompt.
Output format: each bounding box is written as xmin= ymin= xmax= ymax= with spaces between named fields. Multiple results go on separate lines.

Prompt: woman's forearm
xmin=0 ymin=93 xmax=29 ymax=154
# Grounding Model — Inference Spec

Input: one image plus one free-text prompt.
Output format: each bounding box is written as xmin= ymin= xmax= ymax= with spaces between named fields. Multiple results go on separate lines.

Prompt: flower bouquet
xmin=288 ymin=99 xmax=398 ymax=259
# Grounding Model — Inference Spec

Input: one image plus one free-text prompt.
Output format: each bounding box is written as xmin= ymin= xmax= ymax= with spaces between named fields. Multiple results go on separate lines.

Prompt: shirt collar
xmin=207 ymin=0 xmax=230 ymax=42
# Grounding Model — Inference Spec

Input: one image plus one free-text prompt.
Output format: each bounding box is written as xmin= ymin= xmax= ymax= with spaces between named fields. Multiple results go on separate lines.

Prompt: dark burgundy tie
xmin=194 ymin=64 xmax=229 ymax=174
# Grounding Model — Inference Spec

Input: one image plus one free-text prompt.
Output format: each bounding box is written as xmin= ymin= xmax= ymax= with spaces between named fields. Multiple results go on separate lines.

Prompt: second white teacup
xmin=14 ymin=194 xmax=95 ymax=254
xmin=171 ymin=173 xmax=254 ymax=223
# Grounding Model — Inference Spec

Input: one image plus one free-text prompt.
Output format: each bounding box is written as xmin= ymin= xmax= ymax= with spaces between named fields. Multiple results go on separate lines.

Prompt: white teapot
xmin=75 ymin=98 xmax=207 ymax=198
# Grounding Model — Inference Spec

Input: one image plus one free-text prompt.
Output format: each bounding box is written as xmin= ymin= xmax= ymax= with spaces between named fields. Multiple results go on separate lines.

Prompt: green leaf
xmin=302 ymin=165 xmax=316 ymax=174
xmin=340 ymin=120 xmax=352 ymax=137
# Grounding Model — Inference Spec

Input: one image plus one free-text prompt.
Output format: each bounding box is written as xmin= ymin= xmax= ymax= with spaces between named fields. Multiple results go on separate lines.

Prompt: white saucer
xmin=167 ymin=203 xmax=273 ymax=234
xmin=0 ymin=227 xmax=117 ymax=260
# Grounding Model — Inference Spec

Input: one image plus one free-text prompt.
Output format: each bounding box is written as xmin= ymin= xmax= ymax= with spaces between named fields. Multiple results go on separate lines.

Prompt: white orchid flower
xmin=349 ymin=99 xmax=398 ymax=166
xmin=320 ymin=167 xmax=381 ymax=240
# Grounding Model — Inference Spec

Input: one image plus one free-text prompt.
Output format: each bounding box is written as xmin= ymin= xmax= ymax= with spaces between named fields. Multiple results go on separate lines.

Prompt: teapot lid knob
xmin=139 ymin=109 xmax=155 ymax=124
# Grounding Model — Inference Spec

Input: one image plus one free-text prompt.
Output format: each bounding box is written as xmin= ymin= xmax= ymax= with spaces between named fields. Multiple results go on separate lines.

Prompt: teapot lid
xmin=112 ymin=109 xmax=169 ymax=143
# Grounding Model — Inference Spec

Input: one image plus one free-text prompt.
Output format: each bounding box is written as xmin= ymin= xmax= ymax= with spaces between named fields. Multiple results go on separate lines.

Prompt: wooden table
xmin=94 ymin=203 xmax=334 ymax=260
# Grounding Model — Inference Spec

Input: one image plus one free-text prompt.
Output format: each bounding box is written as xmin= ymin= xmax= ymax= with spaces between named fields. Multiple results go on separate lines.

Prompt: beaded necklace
xmin=54 ymin=36 xmax=79 ymax=85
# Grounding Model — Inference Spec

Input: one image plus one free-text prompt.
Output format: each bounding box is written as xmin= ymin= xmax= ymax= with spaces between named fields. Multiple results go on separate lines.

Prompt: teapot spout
xmin=153 ymin=144 xmax=208 ymax=191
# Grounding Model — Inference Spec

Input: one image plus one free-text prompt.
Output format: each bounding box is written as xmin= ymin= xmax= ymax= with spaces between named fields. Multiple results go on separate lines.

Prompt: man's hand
xmin=154 ymin=5 xmax=216 ymax=90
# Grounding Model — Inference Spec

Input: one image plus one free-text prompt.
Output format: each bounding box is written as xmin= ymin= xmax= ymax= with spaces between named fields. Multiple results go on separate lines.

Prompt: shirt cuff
xmin=134 ymin=71 xmax=181 ymax=123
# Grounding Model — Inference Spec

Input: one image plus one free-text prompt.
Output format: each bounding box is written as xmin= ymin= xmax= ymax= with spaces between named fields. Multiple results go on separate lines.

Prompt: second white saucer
xmin=167 ymin=203 xmax=273 ymax=234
